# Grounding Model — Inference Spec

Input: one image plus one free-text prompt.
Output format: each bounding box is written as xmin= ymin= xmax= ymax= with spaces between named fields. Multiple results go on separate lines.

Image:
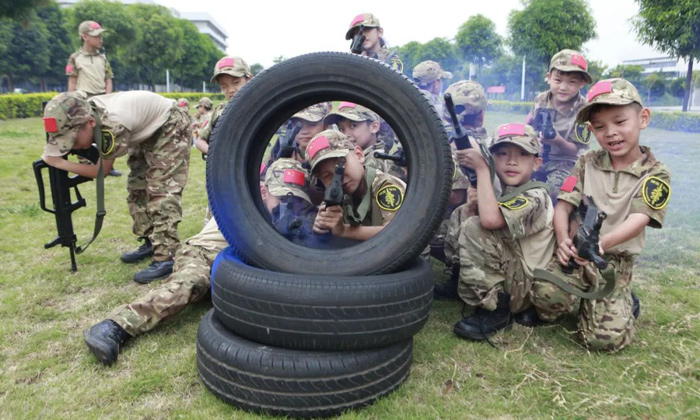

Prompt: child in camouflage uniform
xmin=412 ymin=60 xmax=453 ymax=119
xmin=527 ymin=49 xmax=593 ymax=203
xmin=324 ymin=102 xmax=405 ymax=181
xmin=82 ymin=158 xmax=316 ymax=366
xmin=452 ymin=123 xmax=556 ymax=342
xmin=195 ymin=56 xmax=253 ymax=155
xmin=41 ymin=90 xmax=191 ymax=283
xmin=306 ymin=129 xmax=405 ymax=241
xmin=530 ymin=79 xmax=671 ymax=352
xmin=345 ymin=13 xmax=403 ymax=73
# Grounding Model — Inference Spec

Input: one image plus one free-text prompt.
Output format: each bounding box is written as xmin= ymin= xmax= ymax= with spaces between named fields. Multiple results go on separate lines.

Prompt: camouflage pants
xmin=108 ymin=243 xmax=218 ymax=336
xmin=531 ymin=254 xmax=636 ymax=352
xmin=444 ymin=202 xmax=472 ymax=268
xmin=127 ymin=106 xmax=191 ymax=261
xmin=533 ymin=160 xmax=575 ymax=203
xmin=457 ymin=217 xmax=532 ymax=313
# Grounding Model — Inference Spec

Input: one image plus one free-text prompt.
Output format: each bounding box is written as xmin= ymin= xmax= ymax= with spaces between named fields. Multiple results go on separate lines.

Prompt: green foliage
xmin=395 ymin=41 xmax=423 ymax=74
xmin=456 ymin=14 xmax=503 ymax=76
xmin=508 ymin=0 xmax=597 ymax=65
xmin=669 ymin=78 xmax=686 ymax=98
xmin=250 ymin=63 xmax=264 ymax=76
xmin=487 ymin=98 xmax=700 ymax=132
xmin=605 ymin=64 xmax=645 ymax=86
xmin=68 ymin=0 xmax=138 ymax=52
xmin=586 ymin=59 xmax=607 ymax=84
xmin=643 ymin=73 xmax=666 ymax=99
xmin=36 ymin=3 xmax=73 ymax=88
xmin=0 ymin=0 xmax=50 ymax=21
xmin=0 ymin=17 xmax=51 ymax=92
xmin=172 ymin=19 xmax=220 ymax=89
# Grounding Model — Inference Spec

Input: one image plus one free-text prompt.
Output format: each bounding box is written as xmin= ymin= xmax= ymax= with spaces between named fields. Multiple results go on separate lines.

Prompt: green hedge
xmin=488 ymin=99 xmax=700 ymax=133
xmin=0 ymin=92 xmax=225 ymax=120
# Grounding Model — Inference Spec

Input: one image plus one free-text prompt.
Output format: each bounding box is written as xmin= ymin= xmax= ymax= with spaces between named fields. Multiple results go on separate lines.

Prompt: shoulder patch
xmin=499 ymin=196 xmax=529 ymax=210
xmin=376 ymin=185 xmax=403 ymax=211
xmin=390 ymin=56 xmax=404 ymax=73
xmin=561 ymin=176 xmax=578 ymax=193
xmin=574 ymin=123 xmax=591 ymax=144
xmin=101 ymin=130 xmax=115 ymax=156
xmin=642 ymin=176 xmax=670 ymax=210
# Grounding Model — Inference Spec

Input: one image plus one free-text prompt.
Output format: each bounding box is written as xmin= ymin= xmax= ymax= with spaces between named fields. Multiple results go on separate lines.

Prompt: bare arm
xmin=42 ymin=155 xmax=114 ymax=178
xmin=195 ymin=138 xmax=209 ymax=154
xmin=313 ymin=205 xmax=384 ymax=241
xmin=67 ymin=77 xmax=77 ymax=92
xmin=105 ymin=78 xmax=113 ymax=94
xmin=599 ymin=213 xmax=651 ymax=253
xmin=544 ymin=133 xmax=579 ymax=157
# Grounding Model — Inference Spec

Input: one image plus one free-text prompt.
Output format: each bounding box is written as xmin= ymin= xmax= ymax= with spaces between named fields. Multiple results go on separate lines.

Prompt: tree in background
xmin=395 ymin=41 xmax=423 ymax=75
xmin=456 ymin=14 xmax=503 ymax=78
xmin=633 ymin=0 xmax=700 ymax=111
xmin=586 ymin=59 xmax=607 ymax=85
xmin=0 ymin=19 xmax=50 ymax=92
xmin=172 ymin=19 xmax=220 ymax=89
xmin=36 ymin=4 xmax=73 ymax=91
xmin=250 ymin=63 xmax=264 ymax=76
xmin=642 ymin=72 xmax=666 ymax=103
xmin=508 ymin=0 xmax=596 ymax=95
xmin=0 ymin=0 xmax=49 ymax=21
xmin=605 ymin=64 xmax=644 ymax=86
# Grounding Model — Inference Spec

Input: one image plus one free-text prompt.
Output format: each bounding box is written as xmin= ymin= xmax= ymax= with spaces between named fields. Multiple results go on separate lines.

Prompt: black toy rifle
xmin=532 ymin=108 xmax=557 ymax=161
xmin=444 ymin=93 xmax=477 ymax=187
xmin=277 ymin=192 xmax=303 ymax=238
xmin=323 ymin=157 xmax=346 ymax=207
xmin=33 ymin=145 xmax=101 ymax=273
xmin=374 ymin=149 xmax=407 ymax=167
xmin=350 ymin=25 xmax=366 ymax=54
xmin=562 ymin=195 xmax=608 ymax=274
xmin=275 ymin=122 xmax=302 ymax=160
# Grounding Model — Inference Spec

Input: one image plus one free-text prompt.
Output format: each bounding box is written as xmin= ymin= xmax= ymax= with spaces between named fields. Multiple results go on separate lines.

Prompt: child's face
xmin=362 ymin=27 xmax=382 ymax=51
xmin=218 ymin=74 xmax=248 ymax=100
xmin=292 ymin=118 xmax=325 ymax=153
xmin=492 ymin=144 xmax=542 ymax=187
xmin=313 ymin=147 xmax=365 ymax=195
xmin=82 ymin=33 xmax=103 ymax=50
xmin=336 ymin=118 xmax=379 ymax=150
xmin=545 ymin=70 xmax=586 ymax=104
xmin=73 ymin=118 xmax=97 ymax=150
xmin=589 ymin=104 xmax=650 ymax=161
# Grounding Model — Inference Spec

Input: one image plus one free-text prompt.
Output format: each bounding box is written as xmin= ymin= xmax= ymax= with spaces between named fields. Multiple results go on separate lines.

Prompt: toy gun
xmin=33 ymin=145 xmax=101 ymax=272
xmin=323 ymin=157 xmax=346 ymax=207
xmin=531 ymin=108 xmax=557 ymax=161
xmin=444 ymin=93 xmax=477 ymax=187
xmin=277 ymin=192 xmax=304 ymax=238
xmin=350 ymin=24 xmax=366 ymax=54
xmin=562 ymin=195 xmax=608 ymax=274
xmin=275 ymin=122 xmax=302 ymax=160
xmin=374 ymin=149 xmax=407 ymax=167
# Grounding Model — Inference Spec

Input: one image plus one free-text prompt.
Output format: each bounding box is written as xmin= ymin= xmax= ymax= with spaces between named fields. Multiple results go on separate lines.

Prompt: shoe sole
xmin=133 ymin=269 xmax=173 ymax=284
xmin=120 ymin=252 xmax=154 ymax=264
xmin=83 ymin=331 xmax=118 ymax=366
xmin=453 ymin=322 xmax=512 ymax=341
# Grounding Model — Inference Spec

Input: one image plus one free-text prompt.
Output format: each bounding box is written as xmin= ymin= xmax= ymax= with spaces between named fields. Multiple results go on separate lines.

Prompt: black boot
xmin=514 ymin=307 xmax=551 ymax=327
xmin=133 ymin=260 xmax=174 ymax=284
xmin=632 ymin=291 xmax=640 ymax=319
xmin=120 ymin=237 xmax=153 ymax=263
xmin=434 ymin=265 xmax=459 ymax=300
xmin=83 ymin=320 xmax=131 ymax=366
xmin=454 ymin=292 xmax=512 ymax=341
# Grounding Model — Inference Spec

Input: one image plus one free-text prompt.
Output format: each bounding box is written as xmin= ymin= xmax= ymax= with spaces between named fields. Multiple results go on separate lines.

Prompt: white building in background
xmin=622 ymin=56 xmax=699 ymax=78
xmin=57 ymin=0 xmax=228 ymax=52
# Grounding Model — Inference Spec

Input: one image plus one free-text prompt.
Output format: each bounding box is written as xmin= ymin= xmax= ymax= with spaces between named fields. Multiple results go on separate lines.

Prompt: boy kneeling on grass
xmin=530 ymin=78 xmax=671 ymax=352
xmin=452 ymin=123 xmax=556 ymax=342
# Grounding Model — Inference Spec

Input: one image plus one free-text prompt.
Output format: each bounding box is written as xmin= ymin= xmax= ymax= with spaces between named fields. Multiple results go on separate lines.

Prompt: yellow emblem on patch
xmin=642 ymin=176 xmax=670 ymax=210
xmin=391 ymin=57 xmax=404 ymax=73
xmin=574 ymin=124 xmax=591 ymax=144
xmin=499 ymin=196 xmax=529 ymax=210
xmin=101 ymin=129 xmax=115 ymax=156
xmin=376 ymin=185 xmax=403 ymax=211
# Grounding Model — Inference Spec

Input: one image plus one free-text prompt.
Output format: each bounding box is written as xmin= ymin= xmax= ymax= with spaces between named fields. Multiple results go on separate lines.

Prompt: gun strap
xmin=533 ymin=263 xmax=617 ymax=300
xmin=498 ymin=181 xmax=549 ymax=203
xmin=76 ymin=117 xmax=106 ymax=254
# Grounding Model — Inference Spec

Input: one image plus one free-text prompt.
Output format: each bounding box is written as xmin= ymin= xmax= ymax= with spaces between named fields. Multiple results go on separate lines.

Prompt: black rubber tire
xmin=206 ymin=52 xmax=452 ymax=276
xmin=211 ymin=248 xmax=433 ymax=351
xmin=197 ymin=310 xmax=412 ymax=418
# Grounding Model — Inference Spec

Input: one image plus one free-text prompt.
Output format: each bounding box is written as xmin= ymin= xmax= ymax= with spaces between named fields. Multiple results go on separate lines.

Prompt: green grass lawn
xmin=0 ymin=112 xmax=698 ymax=419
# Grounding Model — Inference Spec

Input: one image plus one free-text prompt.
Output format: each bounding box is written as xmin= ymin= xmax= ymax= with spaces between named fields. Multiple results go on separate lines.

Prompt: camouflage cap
xmin=323 ymin=102 xmax=379 ymax=125
xmin=444 ymin=80 xmax=487 ymax=121
xmin=43 ymin=92 xmax=92 ymax=157
xmin=549 ymin=49 xmax=592 ymax=84
xmin=211 ymin=56 xmax=252 ymax=83
xmin=197 ymin=97 xmax=213 ymax=108
xmin=79 ymin=21 xmax=106 ymax=37
xmin=177 ymin=98 xmax=189 ymax=108
xmin=576 ymin=78 xmax=644 ymax=124
xmin=489 ymin=123 xmax=540 ymax=155
xmin=413 ymin=61 xmax=453 ymax=85
xmin=305 ymin=129 xmax=356 ymax=172
xmin=345 ymin=13 xmax=381 ymax=40
xmin=264 ymin=158 xmax=312 ymax=203
xmin=292 ymin=102 xmax=332 ymax=123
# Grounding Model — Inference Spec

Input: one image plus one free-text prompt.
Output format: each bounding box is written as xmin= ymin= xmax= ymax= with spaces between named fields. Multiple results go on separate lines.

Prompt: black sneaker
xmin=434 ymin=279 xmax=459 ymax=300
xmin=133 ymin=260 xmax=174 ymax=284
xmin=83 ymin=320 xmax=131 ymax=366
xmin=454 ymin=292 xmax=512 ymax=341
xmin=108 ymin=169 xmax=122 ymax=177
xmin=513 ymin=307 xmax=551 ymax=327
xmin=120 ymin=237 xmax=153 ymax=264
xmin=632 ymin=291 xmax=640 ymax=319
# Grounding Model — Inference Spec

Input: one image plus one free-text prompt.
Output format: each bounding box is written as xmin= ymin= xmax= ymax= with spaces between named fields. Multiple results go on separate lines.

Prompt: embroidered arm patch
xmin=376 ymin=185 xmax=403 ymax=211
xmin=642 ymin=176 xmax=670 ymax=210
xmin=499 ymin=196 xmax=529 ymax=210
xmin=101 ymin=130 xmax=115 ymax=156
xmin=561 ymin=176 xmax=578 ymax=192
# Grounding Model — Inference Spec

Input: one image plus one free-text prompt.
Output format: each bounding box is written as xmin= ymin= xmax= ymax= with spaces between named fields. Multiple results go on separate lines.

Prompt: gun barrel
xmin=444 ymin=93 xmax=462 ymax=137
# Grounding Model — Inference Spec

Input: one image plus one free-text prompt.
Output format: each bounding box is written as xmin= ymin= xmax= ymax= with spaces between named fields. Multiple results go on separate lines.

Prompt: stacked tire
xmin=198 ymin=52 xmax=452 ymax=418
